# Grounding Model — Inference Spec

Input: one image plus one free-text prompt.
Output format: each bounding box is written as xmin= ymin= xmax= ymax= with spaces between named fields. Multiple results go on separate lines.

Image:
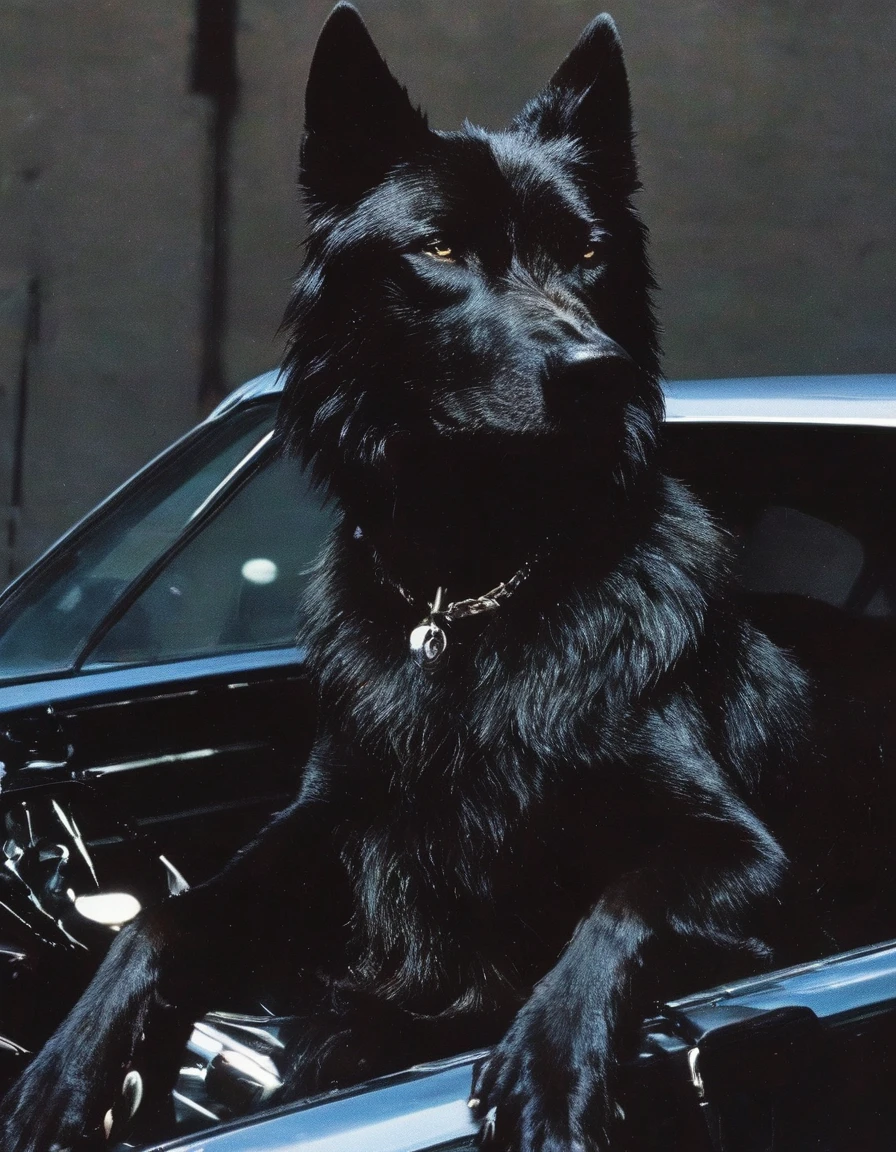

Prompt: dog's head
xmin=280 ymin=3 xmax=662 ymax=512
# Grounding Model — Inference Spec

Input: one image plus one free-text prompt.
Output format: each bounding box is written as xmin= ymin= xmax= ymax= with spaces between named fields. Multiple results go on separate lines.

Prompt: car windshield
xmin=0 ymin=402 xmax=276 ymax=684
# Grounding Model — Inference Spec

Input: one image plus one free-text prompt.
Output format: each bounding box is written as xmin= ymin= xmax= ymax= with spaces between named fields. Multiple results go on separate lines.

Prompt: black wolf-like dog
xmin=2 ymin=6 xmax=894 ymax=1151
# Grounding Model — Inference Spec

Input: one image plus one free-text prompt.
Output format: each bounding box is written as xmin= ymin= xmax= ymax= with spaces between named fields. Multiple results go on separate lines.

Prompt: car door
xmin=124 ymin=938 xmax=896 ymax=1152
xmin=0 ymin=396 xmax=335 ymax=976
xmin=123 ymin=1049 xmax=485 ymax=1152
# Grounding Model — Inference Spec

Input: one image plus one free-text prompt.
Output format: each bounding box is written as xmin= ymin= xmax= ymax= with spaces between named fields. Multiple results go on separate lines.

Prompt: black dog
xmin=2 ymin=6 xmax=893 ymax=1151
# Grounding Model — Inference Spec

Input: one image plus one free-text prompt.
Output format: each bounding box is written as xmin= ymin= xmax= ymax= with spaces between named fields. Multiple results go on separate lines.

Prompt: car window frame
xmin=1 ymin=409 xmax=259 ymax=615
xmin=72 ymin=424 xmax=290 ymax=672
xmin=4 ymin=397 xmax=894 ymax=692
xmin=0 ymin=399 xmax=285 ymax=685
xmin=5 ymin=371 xmax=895 ymax=677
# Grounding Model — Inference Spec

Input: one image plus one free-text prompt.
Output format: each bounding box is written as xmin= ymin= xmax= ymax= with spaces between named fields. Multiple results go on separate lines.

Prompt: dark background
xmin=1 ymin=0 xmax=894 ymax=579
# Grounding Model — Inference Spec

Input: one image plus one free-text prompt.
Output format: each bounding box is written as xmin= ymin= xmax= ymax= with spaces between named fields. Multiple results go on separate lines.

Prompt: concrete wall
xmin=2 ymin=1 xmax=895 ymax=576
xmin=228 ymin=0 xmax=896 ymax=381
xmin=0 ymin=1 xmax=206 ymax=577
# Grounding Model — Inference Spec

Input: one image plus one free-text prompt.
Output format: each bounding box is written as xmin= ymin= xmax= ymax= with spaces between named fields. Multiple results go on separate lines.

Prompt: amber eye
xmin=423 ymin=240 xmax=455 ymax=261
xmin=581 ymin=234 xmax=607 ymax=265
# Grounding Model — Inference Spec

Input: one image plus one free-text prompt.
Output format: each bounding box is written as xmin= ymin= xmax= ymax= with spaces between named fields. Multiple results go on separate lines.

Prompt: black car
xmin=2 ymin=371 xmax=896 ymax=1150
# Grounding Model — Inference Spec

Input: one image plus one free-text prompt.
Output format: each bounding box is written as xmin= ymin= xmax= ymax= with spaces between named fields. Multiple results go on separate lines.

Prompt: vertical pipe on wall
xmin=7 ymin=277 xmax=40 ymax=580
xmin=191 ymin=0 xmax=240 ymax=413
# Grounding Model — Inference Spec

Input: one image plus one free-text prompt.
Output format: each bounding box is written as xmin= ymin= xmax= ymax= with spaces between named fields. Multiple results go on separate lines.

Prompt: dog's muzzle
xmin=543 ymin=336 xmax=638 ymax=418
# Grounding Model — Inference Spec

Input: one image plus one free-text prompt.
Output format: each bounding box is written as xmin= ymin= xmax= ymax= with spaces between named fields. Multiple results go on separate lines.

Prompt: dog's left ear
xmin=512 ymin=14 xmax=637 ymax=192
xmin=301 ymin=3 xmax=430 ymax=209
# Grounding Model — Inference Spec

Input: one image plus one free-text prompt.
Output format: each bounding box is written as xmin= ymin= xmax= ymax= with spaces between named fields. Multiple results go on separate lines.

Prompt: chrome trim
xmin=664 ymin=374 xmax=896 ymax=426
xmin=189 ymin=1019 xmax=283 ymax=1085
xmin=171 ymin=1091 xmax=220 ymax=1122
xmin=0 ymin=1034 xmax=28 ymax=1057
xmin=666 ymin=937 xmax=896 ymax=1039
xmin=206 ymin=368 xmax=285 ymax=420
xmin=83 ymin=741 xmax=266 ymax=778
xmin=687 ymin=1047 xmax=705 ymax=1100
xmin=667 ymin=412 xmax=896 ymax=428
xmin=158 ymin=1052 xmax=484 ymax=1152
xmin=187 ymin=429 xmax=275 ymax=524
xmin=0 ymin=648 xmax=304 ymax=712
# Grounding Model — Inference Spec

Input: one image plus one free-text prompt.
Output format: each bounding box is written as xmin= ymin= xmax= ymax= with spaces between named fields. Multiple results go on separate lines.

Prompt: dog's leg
xmin=0 ymin=793 xmax=344 ymax=1152
xmin=471 ymin=699 xmax=787 ymax=1152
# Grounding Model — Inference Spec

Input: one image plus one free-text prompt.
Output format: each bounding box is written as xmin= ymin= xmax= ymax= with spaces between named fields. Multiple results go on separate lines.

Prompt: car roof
xmin=211 ymin=370 xmax=896 ymax=427
xmin=208 ymin=368 xmax=285 ymax=417
xmin=665 ymin=374 xmax=896 ymax=425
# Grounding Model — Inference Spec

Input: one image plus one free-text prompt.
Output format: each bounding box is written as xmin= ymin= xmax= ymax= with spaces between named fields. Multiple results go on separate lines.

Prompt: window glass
xmin=739 ymin=506 xmax=865 ymax=608
xmin=662 ymin=423 xmax=896 ymax=619
xmin=84 ymin=452 xmax=335 ymax=667
xmin=0 ymin=404 xmax=275 ymax=683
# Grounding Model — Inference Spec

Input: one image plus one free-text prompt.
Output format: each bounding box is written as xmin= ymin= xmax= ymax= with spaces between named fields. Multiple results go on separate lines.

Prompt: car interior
xmin=663 ymin=422 xmax=896 ymax=712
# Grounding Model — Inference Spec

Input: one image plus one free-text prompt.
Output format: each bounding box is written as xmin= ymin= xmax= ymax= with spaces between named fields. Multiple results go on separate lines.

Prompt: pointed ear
xmin=512 ymin=14 xmax=637 ymax=192
xmin=300 ymin=3 xmax=430 ymax=208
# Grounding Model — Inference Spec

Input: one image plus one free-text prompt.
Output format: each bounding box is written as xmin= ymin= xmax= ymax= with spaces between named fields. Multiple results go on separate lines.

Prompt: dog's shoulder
xmin=574 ymin=474 xmax=728 ymax=682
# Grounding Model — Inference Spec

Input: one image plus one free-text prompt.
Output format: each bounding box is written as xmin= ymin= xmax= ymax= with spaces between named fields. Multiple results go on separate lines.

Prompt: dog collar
xmin=402 ymin=568 xmax=532 ymax=666
xmin=354 ymin=526 xmax=534 ymax=667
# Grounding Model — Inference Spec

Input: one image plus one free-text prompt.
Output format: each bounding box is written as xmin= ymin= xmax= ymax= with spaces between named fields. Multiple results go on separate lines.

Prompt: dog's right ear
xmin=301 ymin=3 xmax=429 ymax=209
xmin=512 ymin=14 xmax=637 ymax=194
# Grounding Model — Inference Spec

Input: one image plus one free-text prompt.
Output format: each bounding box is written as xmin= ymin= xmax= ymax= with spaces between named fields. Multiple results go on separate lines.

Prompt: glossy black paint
xmin=105 ymin=940 xmax=896 ymax=1151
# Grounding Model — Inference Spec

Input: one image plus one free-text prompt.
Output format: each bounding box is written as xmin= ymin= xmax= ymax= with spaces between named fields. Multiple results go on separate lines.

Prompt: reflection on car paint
xmin=152 ymin=1051 xmax=483 ymax=1152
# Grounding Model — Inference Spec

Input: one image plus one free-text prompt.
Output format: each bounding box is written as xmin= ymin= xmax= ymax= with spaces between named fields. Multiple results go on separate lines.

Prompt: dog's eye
xmin=580 ymin=234 xmax=608 ymax=266
xmin=423 ymin=241 xmax=456 ymax=262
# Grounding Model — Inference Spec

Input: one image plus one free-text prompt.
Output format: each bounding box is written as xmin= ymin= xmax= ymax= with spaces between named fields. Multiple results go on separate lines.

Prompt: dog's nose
xmin=544 ymin=337 xmax=637 ymax=414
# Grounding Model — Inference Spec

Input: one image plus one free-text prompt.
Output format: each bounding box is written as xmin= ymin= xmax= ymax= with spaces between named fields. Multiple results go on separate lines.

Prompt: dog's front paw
xmin=469 ymin=1000 xmax=617 ymax=1152
xmin=0 ymin=1046 xmax=108 ymax=1152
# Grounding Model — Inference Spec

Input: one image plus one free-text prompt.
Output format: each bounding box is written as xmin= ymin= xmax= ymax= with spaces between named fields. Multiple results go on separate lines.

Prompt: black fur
xmin=1 ymin=7 xmax=891 ymax=1151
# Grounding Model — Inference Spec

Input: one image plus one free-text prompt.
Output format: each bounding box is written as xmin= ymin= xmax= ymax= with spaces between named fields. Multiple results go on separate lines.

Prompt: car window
xmin=738 ymin=505 xmax=867 ymax=608
xmin=82 ymin=450 xmax=335 ymax=668
xmin=661 ymin=422 xmax=896 ymax=713
xmin=0 ymin=403 xmax=276 ymax=683
xmin=662 ymin=423 xmax=896 ymax=618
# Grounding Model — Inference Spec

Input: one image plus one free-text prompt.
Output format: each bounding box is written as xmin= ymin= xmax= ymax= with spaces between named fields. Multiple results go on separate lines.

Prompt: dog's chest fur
xmin=301 ymin=481 xmax=728 ymax=1010
xmin=334 ymin=753 xmax=639 ymax=1013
